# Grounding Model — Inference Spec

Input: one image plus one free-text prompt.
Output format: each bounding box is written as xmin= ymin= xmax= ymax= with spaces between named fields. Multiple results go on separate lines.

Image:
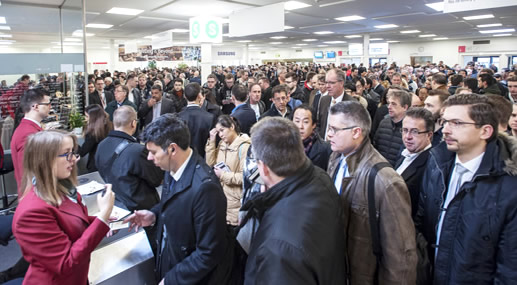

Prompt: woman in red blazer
xmin=12 ymin=130 xmax=115 ymax=285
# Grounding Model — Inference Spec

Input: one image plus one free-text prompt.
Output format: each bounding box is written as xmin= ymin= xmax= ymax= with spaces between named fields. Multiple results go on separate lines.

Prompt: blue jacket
xmin=416 ymin=134 xmax=517 ymax=284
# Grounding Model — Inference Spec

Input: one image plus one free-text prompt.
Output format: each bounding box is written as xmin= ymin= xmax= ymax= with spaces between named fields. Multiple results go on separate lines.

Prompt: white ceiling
xmin=1 ymin=0 xmax=517 ymax=50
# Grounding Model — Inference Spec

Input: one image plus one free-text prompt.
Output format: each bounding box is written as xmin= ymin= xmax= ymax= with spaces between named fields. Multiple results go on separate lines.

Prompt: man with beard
xmin=424 ymin=89 xmax=449 ymax=146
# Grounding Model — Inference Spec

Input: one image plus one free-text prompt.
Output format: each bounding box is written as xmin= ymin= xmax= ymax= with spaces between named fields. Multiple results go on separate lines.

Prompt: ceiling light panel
xmin=419 ymin=34 xmax=437 ymax=37
xmin=335 ymin=15 xmax=365 ymax=21
xmin=479 ymin=28 xmax=515 ymax=34
xmin=0 ymin=17 xmax=5 ymax=24
xmin=400 ymin=30 xmax=420 ymax=34
xmin=323 ymin=41 xmax=345 ymax=44
xmin=433 ymin=37 xmax=448 ymax=40
xmin=369 ymin=38 xmax=383 ymax=41
xmin=374 ymin=24 xmax=398 ymax=29
xmin=345 ymin=35 xmax=362 ymax=38
xmin=270 ymin=36 xmax=287 ymax=39
xmin=106 ymin=7 xmax=144 ymax=16
xmin=284 ymin=1 xmax=311 ymax=11
xmin=0 ymin=26 xmax=10 ymax=30
xmin=284 ymin=26 xmax=294 ymax=30
xmin=0 ymin=34 xmax=11 ymax=38
xmin=493 ymin=33 xmax=512 ymax=37
xmin=476 ymin=23 xmax=502 ymax=28
xmin=314 ymin=31 xmax=334 ymax=35
xmin=302 ymin=39 xmax=318 ymax=42
xmin=463 ymin=14 xmax=494 ymax=20
xmin=387 ymin=40 xmax=400 ymax=43
xmin=86 ymin=23 xmax=113 ymax=29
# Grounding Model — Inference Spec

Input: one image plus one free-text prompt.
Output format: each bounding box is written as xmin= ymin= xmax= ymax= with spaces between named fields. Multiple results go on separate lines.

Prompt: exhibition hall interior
xmin=0 ymin=0 xmax=516 ymax=284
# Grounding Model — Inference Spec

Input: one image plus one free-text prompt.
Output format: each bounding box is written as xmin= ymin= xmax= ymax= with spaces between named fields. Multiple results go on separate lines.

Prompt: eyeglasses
xmin=58 ymin=151 xmax=80 ymax=161
xmin=400 ymin=128 xmax=429 ymax=136
xmin=438 ymin=118 xmax=478 ymax=128
xmin=327 ymin=125 xmax=357 ymax=135
xmin=273 ymin=96 xmax=288 ymax=102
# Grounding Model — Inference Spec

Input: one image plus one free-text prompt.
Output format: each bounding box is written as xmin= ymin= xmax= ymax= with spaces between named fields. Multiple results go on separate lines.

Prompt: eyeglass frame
xmin=327 ymin=125 xmax=357 ymax=135
xmin=438 ymin=118 xmax=479 ymax=128
xmin=400 ymin=128 xmax=431 ymax=136
xmin=57 ymin=151 xmax=80 ymax=161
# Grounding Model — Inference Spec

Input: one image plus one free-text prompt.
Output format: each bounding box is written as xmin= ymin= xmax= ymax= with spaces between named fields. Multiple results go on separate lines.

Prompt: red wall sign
xmin=458 ymin=46 xmax=466 ymax=53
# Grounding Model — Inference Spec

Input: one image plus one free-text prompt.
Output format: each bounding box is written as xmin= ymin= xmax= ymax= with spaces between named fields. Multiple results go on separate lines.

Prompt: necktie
xmin=334 ymin=157 xmax=347 ymax=194
xmin=453 ymin=164 xmax=469 ymax=195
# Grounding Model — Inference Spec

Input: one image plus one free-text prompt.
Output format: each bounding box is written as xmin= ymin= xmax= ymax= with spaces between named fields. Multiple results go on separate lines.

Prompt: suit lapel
xmin=160 ymin=152 xmax=197 ymax=207
xmin=57 ymin=197 xmax=89 ymax=225
xmin=401 ymin=149 xmax=430 ymax=180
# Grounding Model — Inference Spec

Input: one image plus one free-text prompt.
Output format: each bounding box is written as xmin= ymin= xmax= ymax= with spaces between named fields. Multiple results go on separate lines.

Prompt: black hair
xmin=293 ymin=104 xmax=317 ymax=124
xmin=141 ymin=113 xmax=190 ymax=151
xmin=185 ymin=82 xmax=201 ymax=101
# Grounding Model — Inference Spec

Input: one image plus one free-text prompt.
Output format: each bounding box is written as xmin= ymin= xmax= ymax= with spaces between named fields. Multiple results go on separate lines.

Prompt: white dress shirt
xmin=396 ymin=144 xmax=432 ymax=175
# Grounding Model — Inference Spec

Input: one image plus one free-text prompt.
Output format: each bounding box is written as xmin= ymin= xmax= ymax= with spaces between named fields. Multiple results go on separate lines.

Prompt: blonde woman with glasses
xmin=12 ymin=130 xmax=114 ymax=285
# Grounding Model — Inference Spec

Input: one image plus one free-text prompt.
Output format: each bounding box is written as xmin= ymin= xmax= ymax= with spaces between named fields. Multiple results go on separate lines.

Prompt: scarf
xmin=302 ymin=131 xmax=318 ymax=154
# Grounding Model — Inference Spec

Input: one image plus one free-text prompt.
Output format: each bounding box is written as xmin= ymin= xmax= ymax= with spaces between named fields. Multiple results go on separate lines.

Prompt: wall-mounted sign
xmin=189 ymin=16 xmax=223 ymax=44
xmin=211 ymin=47 xmax=243 ymax=60
xmin=458 ymin=46 xmax=466 ymax=53
xmin=119 ymin=45 xmax=201 ymax=62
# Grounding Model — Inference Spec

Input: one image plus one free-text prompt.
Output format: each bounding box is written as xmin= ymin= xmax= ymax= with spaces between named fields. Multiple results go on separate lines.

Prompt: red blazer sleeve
xmin=13 ymin=204 xmax=109 ymax=276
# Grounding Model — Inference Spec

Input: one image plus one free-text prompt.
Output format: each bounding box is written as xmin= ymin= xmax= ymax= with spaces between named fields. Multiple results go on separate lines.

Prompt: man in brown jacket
xmin=326 ymin=101 xmax=417 ymax=285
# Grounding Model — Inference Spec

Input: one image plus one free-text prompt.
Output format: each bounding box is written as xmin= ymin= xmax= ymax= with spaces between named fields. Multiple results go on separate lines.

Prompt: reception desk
xmin=79 ymin=172 xmax=157 ymax=285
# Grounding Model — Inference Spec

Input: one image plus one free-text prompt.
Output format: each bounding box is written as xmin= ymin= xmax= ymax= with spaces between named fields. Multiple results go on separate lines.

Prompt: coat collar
xmin=56 ymin=193 xmax=89 ymax=225
xmin=107 ymin=130 xmax=137 ymax=142
xmin=400 ymin=149 xmax=431 ymax=180
xmin=161 ymin=151 xmax=202 ymax=205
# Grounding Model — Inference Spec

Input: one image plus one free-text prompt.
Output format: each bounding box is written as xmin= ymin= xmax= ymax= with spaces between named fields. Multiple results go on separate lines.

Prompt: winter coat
xmin=205 ymin=134 xmax=251 ymax=225
xmin=416 ymin=134 xmax=517 ymax=284
xmin=373 ymin=116 xmax=404 ymax=166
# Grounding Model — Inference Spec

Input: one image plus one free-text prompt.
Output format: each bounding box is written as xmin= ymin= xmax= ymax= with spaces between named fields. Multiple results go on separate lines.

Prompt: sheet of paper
xmin=77 ymin=181 xmax=105 ymax=195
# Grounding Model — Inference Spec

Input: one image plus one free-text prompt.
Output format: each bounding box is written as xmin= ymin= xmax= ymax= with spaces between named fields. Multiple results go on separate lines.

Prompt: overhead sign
xmin=369 ymin=43 xmax=389 ymax=55
xmin=229 ymin=3 xmax=284 ymax=37
xmin=444 ymin=0 xmax=517 ymax=13
xmin=212 ymin=46 xmax=243 ymax=60
xmin=152 ymin=30 xmax=174 ymax=50
xmin=189 ymin=16 xmax=223 ymax=44
xmin=348 ymin=44 xmax=363 ymax=56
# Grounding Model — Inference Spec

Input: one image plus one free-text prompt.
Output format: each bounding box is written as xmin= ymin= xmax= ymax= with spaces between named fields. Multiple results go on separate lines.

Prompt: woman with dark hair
xmin=12 ymin=130 xmax=114 ymax=285
xmin=79 ymin=104 xmax=112 ymax=172
xmin=205 ymin=115 xmax=251 ymax=226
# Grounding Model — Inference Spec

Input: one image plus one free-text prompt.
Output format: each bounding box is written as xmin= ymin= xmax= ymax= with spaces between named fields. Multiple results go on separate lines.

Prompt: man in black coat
xmin=95 ymin=106 xmax=162 ymax=211
xmin=89 ymin=77 xmax=114 ymax=108
xmin=259 ymin=84 xmax=293 ymax=120
xmin=239 ymin=117 xmax=346 ymax=284
xmin=230 ymin=84 xmax=257 ymax=134
xmin=138 ymin=85 xmax=177 ymax=128
xmin=126 ymin=114 xmax=231 ymax=285
xmin=105 ymin=85 xmax=137 ymax=122
xmin=292 ymin=104 xmax=332 ymax=170
xmin=178 ymin=83 xmax=215 ymax=157
xmin=394 ymin=107 xmax=433 ymax=218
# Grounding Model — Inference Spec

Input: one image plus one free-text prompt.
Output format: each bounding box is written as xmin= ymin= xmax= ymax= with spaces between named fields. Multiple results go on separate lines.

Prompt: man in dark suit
xmin=178 ymin=83 xmax=214 ymax=157
xmin=89 ymin=77 xmax=114 ymax=108
xmin=95 ymin=106 xmax=162 ymax=212
xmin=138 ymin=85 xmax=176 ymax=128
xmin=317 ymin=68 xmax=354 ymax=139
xmin=126 ymin=74 xmax=142 ymax=110
xmin=105 ymin=85 xmax=137 ymax=121
xmin=231 ymin=84 xmax=257 ymax=134
xmin=395 ymin=107 xmax=433 ymax=218
xmin=125 ymin=114 xmax=231 ymax=285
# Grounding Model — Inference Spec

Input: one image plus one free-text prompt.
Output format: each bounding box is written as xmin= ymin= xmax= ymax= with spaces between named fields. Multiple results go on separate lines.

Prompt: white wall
xmin=387 ymin=37 xmax=517 ymax=69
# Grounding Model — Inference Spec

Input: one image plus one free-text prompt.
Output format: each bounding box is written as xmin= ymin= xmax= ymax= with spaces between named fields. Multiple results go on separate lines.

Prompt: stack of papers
xmin=77 ymin=181 xmax=105 ymax=196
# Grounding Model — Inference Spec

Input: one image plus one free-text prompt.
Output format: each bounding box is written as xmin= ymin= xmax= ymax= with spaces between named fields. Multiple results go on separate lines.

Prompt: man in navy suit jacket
xmin=230 ymin=84 xmax=257 ymax=134
xmin=178 ymin=83 xmax=214 ymax=157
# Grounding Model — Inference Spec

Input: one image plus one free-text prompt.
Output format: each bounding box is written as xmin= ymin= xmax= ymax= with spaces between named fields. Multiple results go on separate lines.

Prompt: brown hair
xmin=21 ymin=130 xmax=78 ymax=206
xmin=443 ymin=94 xmax=498 ymax=141
xmin=84 ymin=104 xmax=112 ymax=141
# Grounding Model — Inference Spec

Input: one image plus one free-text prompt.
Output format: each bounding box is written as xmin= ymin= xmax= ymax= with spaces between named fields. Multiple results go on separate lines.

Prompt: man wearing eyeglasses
xmin=317 ymin=68 xmax=354 ymax=139
xmin=327 ymin=101 xmax=417 ymax=285
xmin=416 ymin=93 xmax=517 ymax=284
xmin=11 ymin=89 xmax=51 ymax=195
xmin=395 ymin=107 xmax=433 ymax=219
xmin=260 ymin=84 xmax=292 ymax=120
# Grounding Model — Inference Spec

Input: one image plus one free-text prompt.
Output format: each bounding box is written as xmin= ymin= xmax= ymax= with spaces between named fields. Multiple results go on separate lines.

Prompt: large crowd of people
xmin=1 ymin=59 xmax=517 ymax=284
